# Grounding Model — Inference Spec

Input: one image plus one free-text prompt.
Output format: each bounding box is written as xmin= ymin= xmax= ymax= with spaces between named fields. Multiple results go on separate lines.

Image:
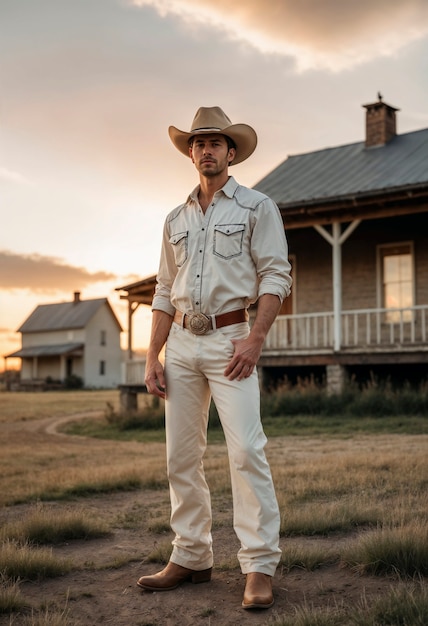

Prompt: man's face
xmin=189 ymin=134 xmax=236 ymax=177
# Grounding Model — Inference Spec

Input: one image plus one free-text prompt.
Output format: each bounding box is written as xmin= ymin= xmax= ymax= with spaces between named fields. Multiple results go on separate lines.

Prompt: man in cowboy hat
xmin=137 ymin=106 xmax=292 ymax=609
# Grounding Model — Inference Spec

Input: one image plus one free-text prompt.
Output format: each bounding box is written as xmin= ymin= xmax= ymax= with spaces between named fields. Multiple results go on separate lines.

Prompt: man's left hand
xmin=223 ymin=337 xmax=263 ymax=381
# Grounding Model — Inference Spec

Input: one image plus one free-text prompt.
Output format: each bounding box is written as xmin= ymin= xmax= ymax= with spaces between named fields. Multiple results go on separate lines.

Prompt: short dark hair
xmin=225 ymin=135 xmax=237 ymax=151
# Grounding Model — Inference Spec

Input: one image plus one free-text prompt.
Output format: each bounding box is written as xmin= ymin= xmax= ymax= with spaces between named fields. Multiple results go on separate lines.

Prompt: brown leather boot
xmin=242 ymin=572 xmax=274 ymax=609
xmin=137 ymin=561 xmax=212 ymax=591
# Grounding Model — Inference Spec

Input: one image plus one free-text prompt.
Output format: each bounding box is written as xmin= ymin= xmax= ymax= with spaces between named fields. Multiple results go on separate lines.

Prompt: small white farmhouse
xmin=8 ymin=292 xmax=123 ymax=389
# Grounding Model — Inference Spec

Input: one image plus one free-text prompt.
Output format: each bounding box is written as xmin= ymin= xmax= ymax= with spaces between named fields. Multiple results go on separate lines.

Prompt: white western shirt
xmin=152 ymin=176 xmax=292 ymax=317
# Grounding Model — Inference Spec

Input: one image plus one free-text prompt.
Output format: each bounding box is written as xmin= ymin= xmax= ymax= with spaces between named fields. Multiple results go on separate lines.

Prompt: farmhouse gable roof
xmin=18 ymin=293 xmax=123 ymax=333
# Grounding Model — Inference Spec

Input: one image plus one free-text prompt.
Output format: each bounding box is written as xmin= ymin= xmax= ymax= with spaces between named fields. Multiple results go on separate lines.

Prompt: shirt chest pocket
xmin=169 ymin=231 xmax=188 ymax=267
xmin=213 ymin=224 xmax=245 ymax=259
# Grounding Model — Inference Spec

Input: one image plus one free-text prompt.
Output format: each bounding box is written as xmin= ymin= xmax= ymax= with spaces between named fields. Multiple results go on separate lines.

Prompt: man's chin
xmin=200 ymin=166 xmax=218 ymax=176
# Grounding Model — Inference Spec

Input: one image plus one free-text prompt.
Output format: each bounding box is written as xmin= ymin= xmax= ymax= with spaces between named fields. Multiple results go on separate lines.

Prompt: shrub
xmin=261 ymin=377 xmax=428 ymax=418
xmin=104 ymin=400 xmax=164 ymax=430
xmin=64 ymin=375 xmax=83 ymax=390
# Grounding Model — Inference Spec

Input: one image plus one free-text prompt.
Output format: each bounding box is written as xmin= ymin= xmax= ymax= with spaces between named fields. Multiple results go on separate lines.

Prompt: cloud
xmin=0 ymin=167 xmax=31 ymax=185
xmin=132 ymin=0 xmax=428 ymax=70
xmin=0 ymin=251 xmax=117 ymax=293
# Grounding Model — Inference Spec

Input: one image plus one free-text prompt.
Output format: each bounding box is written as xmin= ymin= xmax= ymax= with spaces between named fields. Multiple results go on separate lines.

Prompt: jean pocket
xmin=218 ymin=322 xmax=250 ymax=347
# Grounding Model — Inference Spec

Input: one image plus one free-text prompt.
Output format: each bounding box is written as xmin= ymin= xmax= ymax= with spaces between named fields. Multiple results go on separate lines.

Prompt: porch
xmin=120 ymin=304 xmax=428 ymax=399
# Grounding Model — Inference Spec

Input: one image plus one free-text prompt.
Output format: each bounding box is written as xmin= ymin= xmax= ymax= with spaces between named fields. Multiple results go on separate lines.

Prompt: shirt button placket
xmin=194 ymin=220 xmax=207 ymax=312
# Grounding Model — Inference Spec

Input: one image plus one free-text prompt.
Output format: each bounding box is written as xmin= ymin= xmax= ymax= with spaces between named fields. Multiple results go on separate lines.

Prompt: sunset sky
xmin=1 ymin=0 xmax=428 ymax=368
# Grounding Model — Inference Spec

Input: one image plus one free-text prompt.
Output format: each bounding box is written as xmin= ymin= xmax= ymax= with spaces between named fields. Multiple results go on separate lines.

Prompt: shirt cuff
xmin=151 ymin=295 xmax=175 ymax=317
xmin=258 ymin=281 xmax=290 ymax=304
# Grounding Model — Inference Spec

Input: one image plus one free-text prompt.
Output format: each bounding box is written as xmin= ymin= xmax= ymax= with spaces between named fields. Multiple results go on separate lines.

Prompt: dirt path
xmin=0 ymin=410 xmax=103 ymax=435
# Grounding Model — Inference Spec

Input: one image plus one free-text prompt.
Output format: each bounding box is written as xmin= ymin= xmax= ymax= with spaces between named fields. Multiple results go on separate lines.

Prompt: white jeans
xmin=164 ymin=321 xmax=281 ymax=576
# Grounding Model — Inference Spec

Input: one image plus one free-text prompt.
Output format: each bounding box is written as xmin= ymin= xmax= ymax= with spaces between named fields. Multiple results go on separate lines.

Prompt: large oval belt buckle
xmin=187 ymin=313 xmax=211 ymax=335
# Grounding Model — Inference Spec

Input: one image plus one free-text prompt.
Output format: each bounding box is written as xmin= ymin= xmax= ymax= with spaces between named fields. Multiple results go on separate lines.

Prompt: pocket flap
xmin=214 ymin=224 xmax=245 ymax=236
xmin=169 ymin=231 xmax=188 ymax=245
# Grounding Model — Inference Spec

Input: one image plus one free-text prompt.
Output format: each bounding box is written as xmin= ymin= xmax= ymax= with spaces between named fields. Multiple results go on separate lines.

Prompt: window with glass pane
xmin=381 ymin=244 xmax=413 ymax=323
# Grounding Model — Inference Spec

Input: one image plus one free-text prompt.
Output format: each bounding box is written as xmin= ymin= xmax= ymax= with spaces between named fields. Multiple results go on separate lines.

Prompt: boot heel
xmin=191 ymin=567 xmax=212 ymax=584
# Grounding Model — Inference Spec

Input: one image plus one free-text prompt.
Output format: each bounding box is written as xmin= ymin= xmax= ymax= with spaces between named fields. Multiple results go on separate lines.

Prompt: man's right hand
xmin=144 ymin=357 xmax=166 ymax=399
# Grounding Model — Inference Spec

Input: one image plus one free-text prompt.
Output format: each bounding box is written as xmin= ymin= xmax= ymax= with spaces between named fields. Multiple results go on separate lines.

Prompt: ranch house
xmin=6 ymin=292 xmax=123 ymax=389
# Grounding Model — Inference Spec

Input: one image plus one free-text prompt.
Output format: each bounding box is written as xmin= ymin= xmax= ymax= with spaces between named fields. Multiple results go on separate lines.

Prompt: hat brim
xmin=168 ymin=123 xmax=257 ymax=166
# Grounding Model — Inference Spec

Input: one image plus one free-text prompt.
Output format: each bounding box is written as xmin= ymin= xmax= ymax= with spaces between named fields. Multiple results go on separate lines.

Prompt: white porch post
xmin=332 ymin=222 xmax=342 ymax=351
xmin=314 ymin=220 xmax=361 ymax=352
xmin=128 ymin=300 xmax=133 ymax=360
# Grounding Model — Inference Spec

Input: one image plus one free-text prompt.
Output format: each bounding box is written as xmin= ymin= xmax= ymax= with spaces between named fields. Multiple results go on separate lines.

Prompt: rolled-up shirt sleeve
xmin=152 ymin=219 xmax=177 ymax=316
xmin=251 ymin=197 xmax=292 ymax=303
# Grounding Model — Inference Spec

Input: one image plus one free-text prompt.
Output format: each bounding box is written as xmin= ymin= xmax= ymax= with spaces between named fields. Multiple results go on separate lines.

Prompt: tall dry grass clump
xmin=0 ymin=505 xmax=110 ymax=545
xmin=0 ymin=574 xmax=27 ymax=615
xmin=0 ymin=541 xmax=72 ymax=581
xmin=341 ymin=521 xmax=428 ymax=578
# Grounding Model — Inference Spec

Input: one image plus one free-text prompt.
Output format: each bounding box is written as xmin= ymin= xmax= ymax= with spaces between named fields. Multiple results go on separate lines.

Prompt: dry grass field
xmin=0 ymin=390 xmax=427 ymax=625
xmin=0 ymin=390 xmax=120 ymax=423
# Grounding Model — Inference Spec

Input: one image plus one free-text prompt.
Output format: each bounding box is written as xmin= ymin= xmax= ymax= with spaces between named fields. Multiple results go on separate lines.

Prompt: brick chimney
xmin=363 ymin=94 xmax=399 ymax=148
xmin=73 ymin=291 xmax=81 ymax=304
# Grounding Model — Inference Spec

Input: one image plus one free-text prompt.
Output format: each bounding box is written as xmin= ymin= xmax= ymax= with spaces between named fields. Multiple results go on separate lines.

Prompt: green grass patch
xmin=61 ymin=381 xmax=428 ymax=442
xmin=63 ymin=416 xmax=166 ymax=442
xmin=263 ymin=414 xmax=428 ymax=436
xmin=63 ymin=412 xmax=428 ymax=442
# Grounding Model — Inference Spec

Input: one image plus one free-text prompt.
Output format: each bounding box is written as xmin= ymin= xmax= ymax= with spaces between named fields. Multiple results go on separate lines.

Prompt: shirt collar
xmin=187 ymin=176 xmax=239 ymax=205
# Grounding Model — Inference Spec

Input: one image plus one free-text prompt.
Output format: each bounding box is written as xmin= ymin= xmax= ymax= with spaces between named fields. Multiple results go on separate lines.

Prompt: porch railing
xmin=121 ymin=360 xmax=146 ymax=386
xmin=121 ymin=305 xmax=428 ymax=384
xmin=264 ymin=304 xmax=428 ymax=352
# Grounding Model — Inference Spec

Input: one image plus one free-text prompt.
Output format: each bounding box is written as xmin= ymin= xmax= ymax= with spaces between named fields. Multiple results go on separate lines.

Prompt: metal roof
xmin=6 ymin=342 xmax=84 ymax=358
xmin=18 ymin=298 xmax=122 ymax=333
xmin=253 ymin=128 xmax=428 ymax=207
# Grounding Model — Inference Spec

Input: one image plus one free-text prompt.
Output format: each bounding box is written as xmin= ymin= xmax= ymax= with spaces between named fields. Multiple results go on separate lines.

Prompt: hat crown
xmin=190 ymin=107 xmax=233 ymax=133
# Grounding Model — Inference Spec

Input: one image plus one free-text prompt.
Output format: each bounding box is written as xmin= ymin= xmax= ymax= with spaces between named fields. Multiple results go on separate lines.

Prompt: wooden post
xmin=120 ymin=387 xmax=138 ymax=412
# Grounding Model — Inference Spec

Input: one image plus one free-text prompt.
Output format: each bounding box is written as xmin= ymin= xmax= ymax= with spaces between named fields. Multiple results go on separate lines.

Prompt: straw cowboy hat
xmin=168 ymin=106 xmax=257 ymax=165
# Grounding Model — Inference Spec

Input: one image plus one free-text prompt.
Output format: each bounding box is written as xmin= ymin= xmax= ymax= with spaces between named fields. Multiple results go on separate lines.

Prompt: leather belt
xmin=174 ymin=309 xmax=248 ymax=335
